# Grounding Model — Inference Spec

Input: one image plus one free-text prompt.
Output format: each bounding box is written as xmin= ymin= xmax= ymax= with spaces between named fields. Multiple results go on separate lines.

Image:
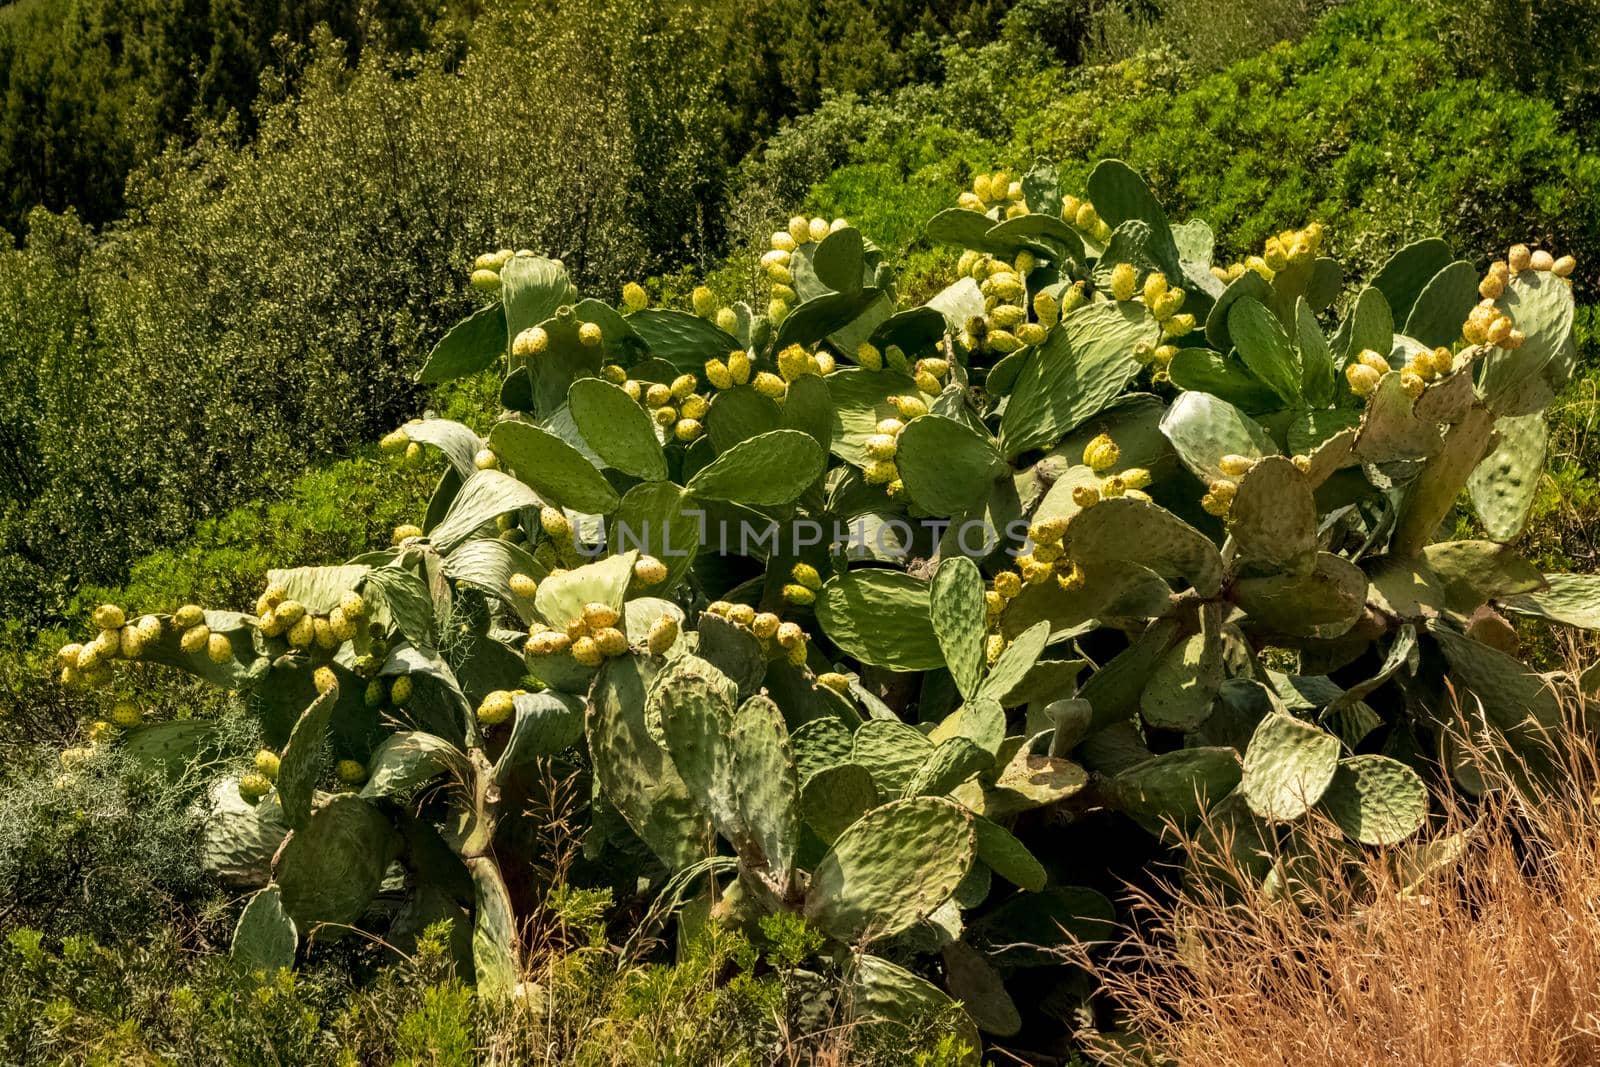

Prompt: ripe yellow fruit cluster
xmin=1060 ymin=194 xmax=1114 ymax=243
xmin=767 ymin=215 xmax=849 ymax=323
xmin=958 ymin=169 xmax=1027 ymax=218
xmin=782 ymin=562 xmax=824 ymax=606
xmin=476 ymin=688 xmax=528 ymax=726
xmin=1344 ymin=347 xmax=1394 ymax=398
xmin=56 ymin=604 xmax=171 ymax=688
xmin=470 ymin=248 xmax=514 ymax=293
xmin=1211 ymin=222 xmax=1325 ymax=284
xmin=257 ymin=585 xmax=366 ymax=654
xmin=705 ymin=349 xmax=754 ymax=391
xmin=777 ymin=343 xmax=837 ymax=383
xmin=623 ymin=371 xmax=708 ymax=441
xmin=529 ymin=602 xmax=628 ymax=667
xmin=706 ymin=600 xmax=811 ymax=666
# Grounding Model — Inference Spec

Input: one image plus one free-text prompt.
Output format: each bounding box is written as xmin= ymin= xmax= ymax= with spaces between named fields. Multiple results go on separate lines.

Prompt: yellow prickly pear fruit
xmin=93 ymin=628 xmax=120 ymax=658
xmin=274 ymin=600 xmax=305 ymax=627
xmin=541 ymin=506 xmax=572 ymax=540
xmin=288 ymin=615 xmax=315 ymax=649
xmin=206 ymin=632 xmax=233 ymax=663
xmin=1357 ymin=349 xmax=1391 ymax=373
xmin=864 ymin=433 xmax=899 ymax=460
xmin=1142 ymin=271 xmax=1168 ymax=304
xmin=751 ymin=612 xmax=781 ymax=639
xmin=1486 ymin=314 xmax=1513 ymax=347
xmin=1071 ymin=484 xmax=1101 ymax=509
xmin=989 ymin=304 xmax=1026 ymax=329
xmin=1263 ymin=237 xmax=1289 ymax=272
xmin=1504 ymin=328 xmax=1525 ymax=350
xmin=647 ymin=614 xmax=679 ymax=656
xmin=863 ymin=459 xmax=898 ymax=485
xmin=328 ymin=608 xmax=357 ymax=642
xmin=111 ymin=702 xmax=143 ymax=729
xmin=727 ymin=349 xmax=752 ymax=385
xmin=1056 ymin=563 xmax=1087 ymax=592
xmin=787 ymin=216 xmax=810 ymax=244
xmin=314 ymin=666 xmax=338 ymax=694
xmin=891 ymin=394 xmax=928 ymax=420
xmin=706 ymin=601 xmax=732 ymax=617
xmin=993 ymin=571 xmax=1022 ymax=599
xmin=1162 ymin=313 xmax=1196 ymax=338
xmin=972 ymin=173 xmax=994 ymax=202
xmin=92 ymin=604 xmax=125 ymax=630
xmin=477 ymin=689 xmax=516 ymax=726
xmin=336 ymin=591 xmax=366 ymax=621
xmin=313 ymin=617 xmax=338 ymax=650
xmin=180 ymin=624 xmax=211 ymax=655
xmin=856 ymin=341 xmax=883 ymax=371
xmin=753 ymin=372 xmax=787 ymax=399
xmin=582 ymin=603 xmax=620 ymax=631
xmin=986 ymin=634 xmax=1006 ymax=667
xmin=1074 ymin=202 xmax=1101 ymax=231
xmin=473 ymin=448 xmax=499 ymax=470
xmin=1017 ymin=323 xmax=1048 ymax=346
xmin=914 ymin=371 xmax=941 ymax=395
xmin=644 ymin=382 xmax=673 ymax=408
xmin=512 ymin=327 xmax=549 ymax=358
xmin=1553 ymin=254 xmax=1576 ymax=278
xmin=249 ymin=750 xmax=281 ymax=781
xmin=1062 ymin=281 xmax=1088 ymax=312
xmin=119 ymin=626 xmax=145 ymax=660
xmin=1007 ymin=181 xmax=1024 ymax=202
xmin=991 ymin=171 xmax=1010 ymax=194
xmin=776 ymin=621 xmax=805 ymax=650
xmin=778 ymin=344 xmax=813 ymax=381
xmin=771 ymin=230 xmax=797 ymax=253
xmin=1098 ymin=476 xmax=1126 ymax=499
xmin=984 ymin=590 xmax=1004 ymax=618
xmin=1400 ymin=370 xmax=1425 ymax=399
xmin=1152 ymin=288 xmax=1186 ymax=321
xmin=1082 ymin=433 xmax=1121 ymax=472
xmin=365 ymin=679 xmax=386 ymax=707
xmin=705 ymin=358 xmax=733 ymax=390
xmin=808 ymin=217 xmax=830 ymax=243
xmin=633 ymin=555 xmax=668 ymax=587
xmin=1218 ymin=454 xmax=1254 ymax=478
xmin=571 ymin=636 xmax=603 ymax=667
xmin=1033 ymin=289 xmax=1060 ymax=328
xmin=57 ymin=642 xmax=82 ymax=668
xmin=622 ymin=379 xmax=643 ymax=401
xmin=816 ymin=672 xmax=851 ymax=694
xmin=1199 ymin=492 xmax=1231 ymax=517
xmin=380 ymin=428 xmax=410 ymax=452
xmin=653 ymin=406 xmax=678 ymax=427
xmin=392 ymin=523 xmax=423 ymax=544
xmin=1508 ymin=244 xmax=1532 ymax=272
xmin=669 ymin=373 xmax=698 ymax=400
xmin=578 ymin=321 xmax=604 ymax=347
xmin=1292 ymin=455 xmax=1312 ymax=474
xmin=691 ymin=286 xmax=716 ymax=318
xmin=238 ymin=773 xmax=272 ymax=802
xmin=716 ymin=307 xmax=739 ymax=333
xmin=1133 ymin=341 xmax=1157 ymax=366
xmin=391 ymin=676 xmax=414 ymax=704
xmin=876 ymin=417 xmax=905 ymax=437
xmin=727 ymin=603 xmax=757 ymax=628
xmin=1029 ymin=516 xmax=1068 ymax=544
xmin=404 ymin=441 xmax=422 ymax=465
xmin=509 ymin=573 xmax=538 ymax=599
xmin=470 ymin=269 xmax=501 ymax=293
xmin=1346 ymin=362 xmax=1382 ymax=397
xmin=622 ymin=282 xmax=648 ymax=312
xmin=336 ymin=759 xmax=367 ymax=786
xmin=958 ymin=192 xmax=984 ymax=212
xmin=1061 ymin=194 xmax=1081 ymax=219
xmin=1479 ymin=270 xmax=1506 ymax=300
xmin=1032 ymin=540 xmax=1064 ymax=562
xmin=791 ymin=562 xmax=822 ymax=590
xmin=783 ymin=584 xmax=816 ymax=606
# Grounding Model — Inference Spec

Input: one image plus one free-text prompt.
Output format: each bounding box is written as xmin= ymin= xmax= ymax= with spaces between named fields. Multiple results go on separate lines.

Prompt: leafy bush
xmin=46 ymin=155 xmax=1597 ymax=1060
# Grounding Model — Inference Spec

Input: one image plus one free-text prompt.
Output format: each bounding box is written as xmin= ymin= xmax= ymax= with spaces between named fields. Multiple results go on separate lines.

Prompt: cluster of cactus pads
xmin=58 ymin=158 xmax=1597 ymax=1057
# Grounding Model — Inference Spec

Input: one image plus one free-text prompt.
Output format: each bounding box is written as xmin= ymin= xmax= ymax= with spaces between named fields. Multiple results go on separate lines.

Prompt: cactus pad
xmin=1317 ymin=754 xmax=1428 ymax=844
xmin=232 ymin=885 xmax=297 ymax=973
xmin=1240 ymin=713 xmax=1342 ymax=821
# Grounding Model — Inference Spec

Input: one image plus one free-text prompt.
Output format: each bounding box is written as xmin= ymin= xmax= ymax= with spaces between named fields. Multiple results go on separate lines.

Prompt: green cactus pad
xmin=1352 ymin=371 xmax=1442 ymax=464
xmin=418 ymin=303 xmax=506 ymax=385
xmin=852 ymin=718 xmax=937 ymax=794
xmin=799 ymin=762 xmax=879 ymax=844
xmin=427 ymin=470 xmax=544 ymax=552
xmin=1317 ymin=754 xmax=1429 ymax=844
xmin=608 ymin=481 xmax=700 ymax=592
xmin=363 ymin=566 xmax=436 ymax=650
xmin=730 ymin=695 xmax=800 ymax=881
xmin=706 ymin=386 xmax=782 ymax=453
xmin=1426 ymin=620 xmax=1561 ymax=734
xmin=1403 ymin=260 xmax=1479 ymax=349
xmin=986 ymin=212 xmax=1086 ymax=264
xmin=1227 ymin=296 xmax=1303 ymax=405
xmin=902 ymin=737 xmax=993 ymax=798
xmin=791 ymin=717 xmax=855 ymax=785
xmin=1295 ymin=298 xmax=1337 ymax=405
xmin=587 ymin=654 xmax=713 ymax=869
xmin=683 ymin=429 xmax=824 ymax=506
xmin=931 ymin=557 xmax=987 ymax=701
xmin=816 ymin=569 xmax=944 ymax=671
xmin=360 ymin=731 xmax=466 ymax=798
xmin=1103 ymin=747 xmax=1241 ymax=822
xmin=567 ymin=378 xmax=669 ymax=480
xmin=1159 ymin=391 xmax=1278 ymax=484
xmin=1000 ymin=301 xmax=1161 ymax=458
xmin=805 ymin=796 xmax=975 ymax=943
xmin=400 ymin=418 xmax=487 ymax=479
xmin=276 ymin=686 xmax=339 ymax=830
xmin=927 ymin=697 xmax=1007 ymax=758
xmin=534 ymin=550 xmax=635 ymax=630
xmin=493 ymin=692 xmax=586 ymax=779
xmin=1239 ymin=713 xmax=1342 ymax=821
xmin=1468 ymin=413 xmax=1547 ymax=542
xmin=1229 ymin=456 xmax=1317 ymax=577
xmin=973 ymin=747 xmax=1089 ymax=818
xmin=968 ymin=886 xmax=1116 ymax=966
xmin=232 ymin=885 xmax=297 ymax=973
xmin=1478 ymin=265 xmax=1577 ymax=417
xmin=810 ymin=225 xmax=868 ymax=292
xmin=274 ymin=793 xmax=398 ymax=931
xmin=469 ymin=857 xmax=519 ymax=1000
xmin=488 ymin=420 xmax=620 ymax=515
xmin=977 ymin=621 xmax=1051 ymax=705
xmin=442 ymin=538 xmax=547 ymax=626
xmin=926 ymin=207 xmax=1014 ymax=255
xmin=850 ymin=954 xmax=980 ymax=1065
xmin=895 ymin=415 xmax=1004 ymax=516
xmin=773 ymin=287 xmax=890 ymax=352
xmin=1140 ymin=629 xmax=1222 ymax=731
xmin=1078 ymin=617 xmax=1181 ymax=732
xmin=1331 ymin=284 xmax=1394 ymax=361
xmin=1499 ymin=573 xmax=1600 ymax=629
xmin=1065 ymin=496 xmax=1224 ymax=597
xmin=1167 ymin=348 xmax=1280 ymax=412
xmin=201 ymin=779 xmax=289 ymax=887
xmin=500 ymin=253 xmax=570 ymax=339
xmin=1205 ymin=269 xmax=1270 ymax=350
xmin=691 ymin=612 xmax=768 ymax=698
xmin=1087 ymin=159 xmax=1184 ymax=282
xmin=1234 ymin=552 xmax=1367 ymax=639
xmin=1420 ymin=540 xmax=1545 ymax=614
xmin=972 ymin=815 xmax=1046 ymax=891
xmin=1369 ymin=238 xmax=1453 ymax=324
xmin=1044 ymin=697 xmax=1093 ymax=755
xmin=941 ymin=940 xmax=1022 ymax=1037
xmin=121 ymin=720 xmax=214 ymax=778
xmin=625 ymin=309 xmax=740 ymax=370
xmin=780 ymin=374 xmax=835 ymax=455
xmin=654 ymin=656 xmax=743 ymax=841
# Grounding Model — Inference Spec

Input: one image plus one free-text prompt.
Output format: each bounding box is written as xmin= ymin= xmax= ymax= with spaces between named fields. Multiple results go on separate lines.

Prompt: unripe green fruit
xmin=207 ymin=633 xmax=233 ymax=663
xmin=92 ymin=603 xmax=125 ymax=630
xmin=365 ymin=679 xmax=386 ymax=708
xmin=647 ymin=615 xmax=679 ymax=656
xmin=634 ymin=555 xmax=667 ymax=586
xmin=335 ymin=760 xmax=367 ymax=786
xmin=180 ymin=625 xmax=210 ymax=655
xmin=391 ymin=676 xmax=414 ymax=705
xmin=478 ymin=690 xmax=516 ymax=725
xmin=255 ymin=750 xmax=282 ymax=779
xmin=239 ymin=773 xmax=272 ymax=802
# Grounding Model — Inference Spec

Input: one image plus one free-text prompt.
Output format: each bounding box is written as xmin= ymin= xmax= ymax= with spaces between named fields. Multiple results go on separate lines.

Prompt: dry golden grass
xmin=1085 ymin=712 xmax=1600 ymax=1067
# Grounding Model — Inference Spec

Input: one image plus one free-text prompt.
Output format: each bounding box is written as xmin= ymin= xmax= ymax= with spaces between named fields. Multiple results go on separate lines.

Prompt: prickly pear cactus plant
xmin=54 ymin=159 xmax=1594 ymax=1058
